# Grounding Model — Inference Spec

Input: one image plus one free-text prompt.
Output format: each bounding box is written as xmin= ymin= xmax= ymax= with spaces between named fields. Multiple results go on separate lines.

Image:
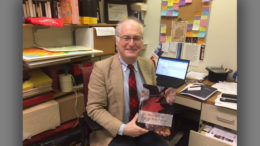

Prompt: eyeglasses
xmin=118 ymin=35 xmax=143 ymax=43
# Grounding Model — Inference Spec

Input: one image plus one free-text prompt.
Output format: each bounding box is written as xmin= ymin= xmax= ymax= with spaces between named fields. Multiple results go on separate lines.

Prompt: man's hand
xmin=123 ymin=113 xmax=149 ymax=137
xmin=155 ymin=127 xmax=171 ymax=137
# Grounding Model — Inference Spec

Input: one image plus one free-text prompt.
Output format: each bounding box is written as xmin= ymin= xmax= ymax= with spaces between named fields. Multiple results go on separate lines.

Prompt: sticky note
xmin=200 ymin=19 xmax=208 ymax=27
xmin=198 ymin=38 xmax=205 ymax=44
xmin=161 ymin=10 xmax=167 ymax=16
xmin=195 ymin=11 xmax=202 ymax=16
xmin=179 ymin=0 xmax=186 ymax=6
xmin=173 ymin=0 xmax=180 ymax=4
xmin=162 ymin=1 xmax=168 ymax=6
xmin=186 ymin=31 xmax=193 ymax=37
xmin=193 ymin=20 xmax=200 ymax=25
xmin=202 ymin=11 xmax=209 ymax=16
xmin=192 ymin=24 xmax=200 ymax=31
xmin=167 ymin=10 xmax=173 ymax=16
xmin=200 ymin=26 xmax=207 ymax=31
xmin=174 ymin=4 xmax=179 ymax=10
xmin=162 ymin=6 xmax=168 ymax=10
xmin=202 ymin=7 xmax=210 ymax=12
xmin=172 ymin=10 xmax=179 ymax=17
xmin=198 ymin=31 xmax=206 ymax=38
xmin=192 ymin=31 xmax=199 ymax=37
xmin=166 ymin=36 xmax=172 ymax=42
xmin=160 ymin=26 xmax=167 ymax=34
xmin=168 ymin=0 xmax=174 ymax=7
xmin=194 ymin=16 xmax=201 ymax=20
xmin=168 ymin=6 xmax=174 ymax=10
xmin=160 ymin=35 xmax=166 ymax=42
xmin=186 ymin=0 xmax=192 ymax=3
xmin=203 ymin=2 xmax=210 ymax=7
xmin=187 ymin=24 xmax=193 ymax=31
xmin=201 ymin=15 xmax=208 ymax=20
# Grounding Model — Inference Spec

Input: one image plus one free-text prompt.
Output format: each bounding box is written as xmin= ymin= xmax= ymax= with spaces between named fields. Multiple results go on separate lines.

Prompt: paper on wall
xmin=181 ymin=43 xmax=201 ymax=66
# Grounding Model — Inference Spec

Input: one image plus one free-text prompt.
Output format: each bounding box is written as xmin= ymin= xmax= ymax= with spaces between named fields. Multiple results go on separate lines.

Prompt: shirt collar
xmin=119 ymin=55 xmax=138 ymax=72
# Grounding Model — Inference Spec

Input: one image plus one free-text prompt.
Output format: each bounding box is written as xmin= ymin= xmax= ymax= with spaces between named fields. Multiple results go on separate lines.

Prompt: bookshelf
xmin=23 ymin=23 xmax=117 ymax=27
xmin=22 ymin=19 xmax=117 ymax=146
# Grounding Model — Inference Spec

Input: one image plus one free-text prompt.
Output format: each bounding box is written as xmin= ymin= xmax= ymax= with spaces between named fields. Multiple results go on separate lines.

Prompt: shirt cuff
xmin=118 ymin=124 xmax=126 ymax=135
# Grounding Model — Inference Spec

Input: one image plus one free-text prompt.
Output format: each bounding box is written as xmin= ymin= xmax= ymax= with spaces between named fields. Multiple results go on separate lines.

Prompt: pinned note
xmin=174 ymin=4 xmax=179 ymax=10
xmin=166 ymin=36 xmax=172 ymax=42
xmin=200 ymin=19 xmax=208 ymax=27
xmin=161 ymin=10 xmax=167 ymax=16
xmin=160 ymin=35 xmax=166 ymax=42
xmin=198 ymin=31 xmax=206 ymax=38
xmin=172 ymin=11 xmax=179 ymax=17
xmin=192 ymin=31 xmax=199 ymax=37
xmin=160 ymin=25 xmax=167 ymax=34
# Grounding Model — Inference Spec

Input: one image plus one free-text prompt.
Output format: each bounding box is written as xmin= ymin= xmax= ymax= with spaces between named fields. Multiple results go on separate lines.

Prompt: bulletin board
xmin=158 ymin=0 xmax=212 ymax=63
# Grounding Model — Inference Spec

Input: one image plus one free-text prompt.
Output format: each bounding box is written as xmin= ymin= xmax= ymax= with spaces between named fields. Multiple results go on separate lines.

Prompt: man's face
xmin=116 ymin=20 xmax=143 ymax=64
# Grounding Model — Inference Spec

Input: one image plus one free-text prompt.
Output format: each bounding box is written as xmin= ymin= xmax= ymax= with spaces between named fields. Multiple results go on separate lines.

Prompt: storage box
xmin=75 ymin=27 xmax=116 ymax=56
xmin=208 ymin=71 xmax=228 ymax=82
xmin=56 ymin=92 xmax=85 ymax=123
xmin=206 ymin=67 xmax=229 ymax=82
xmin=23 ymin=100 xmax=61 ymax=140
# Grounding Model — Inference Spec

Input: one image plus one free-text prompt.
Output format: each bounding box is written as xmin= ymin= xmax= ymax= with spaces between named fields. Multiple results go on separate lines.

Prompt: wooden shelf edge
xmin=23 ymin=23 xmax=117 ymax=28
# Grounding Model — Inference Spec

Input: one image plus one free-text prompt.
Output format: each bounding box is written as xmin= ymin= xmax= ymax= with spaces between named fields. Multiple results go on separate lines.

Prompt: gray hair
xmin=115 ymin=17 xmax=144 ymax=36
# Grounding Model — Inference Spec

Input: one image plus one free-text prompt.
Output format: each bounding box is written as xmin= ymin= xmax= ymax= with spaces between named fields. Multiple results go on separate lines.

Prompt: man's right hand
xmin=123 ymin=113 xmax=149 ymax=137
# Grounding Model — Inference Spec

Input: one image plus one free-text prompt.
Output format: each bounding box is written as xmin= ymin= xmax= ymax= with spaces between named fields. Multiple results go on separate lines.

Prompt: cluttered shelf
xmin=23 ymin=84 xmax=84 ymax=110
xmin=23 ymin=23 xmax=117 ymax=28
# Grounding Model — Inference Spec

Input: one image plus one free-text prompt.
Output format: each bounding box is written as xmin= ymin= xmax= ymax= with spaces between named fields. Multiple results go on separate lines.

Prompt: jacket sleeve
xmin=86 ymin=62 xmax=123 ymax=137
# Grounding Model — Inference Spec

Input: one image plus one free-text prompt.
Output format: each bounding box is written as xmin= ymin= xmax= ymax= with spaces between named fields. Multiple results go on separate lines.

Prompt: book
xmin=23 ymin=92 xmax=54 ymax=108
xmin=60 ymin=0 xmax=80 ymax=24
xmin=180 ymin=83 xmax=218 ymax=101
xmin=137 ymin=84 xmax=176 ymax=131
xmin=23 ymin=84 xmax=53 ymax=99
xmin=23 ymin=47 xmax=102 ymax=62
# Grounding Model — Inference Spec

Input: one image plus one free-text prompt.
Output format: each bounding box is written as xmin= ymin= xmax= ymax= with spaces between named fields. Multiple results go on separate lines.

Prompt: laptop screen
xmin=156 ymin=57 xmax=190 ymax=80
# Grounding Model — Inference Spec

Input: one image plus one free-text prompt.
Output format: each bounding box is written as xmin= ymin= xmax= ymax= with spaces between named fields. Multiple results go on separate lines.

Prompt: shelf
xmin=23 ymin=86 xmax=84 ymax=110
xmin=23 ymin=23 xmax=117 ymax=28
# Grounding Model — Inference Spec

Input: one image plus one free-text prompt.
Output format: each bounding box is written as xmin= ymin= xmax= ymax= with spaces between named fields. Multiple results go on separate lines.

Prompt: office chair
xmin=80 ymin=63 xmax=103 ymax=146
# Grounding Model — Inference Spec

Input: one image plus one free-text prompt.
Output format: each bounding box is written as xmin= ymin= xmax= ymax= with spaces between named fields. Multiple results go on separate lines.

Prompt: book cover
xmin=180 ymin=83 xmax=218 ymax=101
xmin=137 ymin=84 xmax=176 ymax=131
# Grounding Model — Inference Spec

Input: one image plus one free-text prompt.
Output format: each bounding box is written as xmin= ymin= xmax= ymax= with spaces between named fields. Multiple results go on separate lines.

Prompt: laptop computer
xmin=156 ymin=57 xmax=190 ymax=88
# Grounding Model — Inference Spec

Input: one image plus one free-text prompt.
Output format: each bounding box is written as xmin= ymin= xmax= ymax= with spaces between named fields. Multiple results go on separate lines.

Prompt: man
xmin=86 ymin=18 xmax=170 ymax=146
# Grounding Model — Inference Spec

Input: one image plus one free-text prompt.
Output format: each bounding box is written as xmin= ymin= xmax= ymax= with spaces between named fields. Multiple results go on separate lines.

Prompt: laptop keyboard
xmin=157 ymin=77 xmax=184 ymax=88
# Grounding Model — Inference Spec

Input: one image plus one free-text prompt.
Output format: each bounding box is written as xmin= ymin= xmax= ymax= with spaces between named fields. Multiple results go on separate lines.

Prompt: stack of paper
xmin=212 ymin=81 xmax=237 ymax=110
xmin=205 ymin=126 xmax=237 ymax=146
xmin=186 ymin=71 xmax=208 ymax=81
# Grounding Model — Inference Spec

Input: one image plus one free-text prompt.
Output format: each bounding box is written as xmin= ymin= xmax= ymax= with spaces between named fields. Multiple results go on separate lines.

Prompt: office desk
xmin=173 ymin=80 xmax=237 ymax=146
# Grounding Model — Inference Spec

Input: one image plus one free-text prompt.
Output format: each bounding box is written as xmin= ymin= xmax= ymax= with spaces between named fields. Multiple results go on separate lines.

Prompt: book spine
xmin=23 ymin=2 xmax=28 ymax=18
xmin=40 ymin=1 xmax=46 ymax=17
xmin=71 ymin=0 xmax=80 ymax=24
xmin=28 ymin=0 xmax=34 ymax=17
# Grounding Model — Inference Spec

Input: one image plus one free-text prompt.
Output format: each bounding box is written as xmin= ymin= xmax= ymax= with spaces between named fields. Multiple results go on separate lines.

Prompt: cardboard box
xmin=56 ymin=92 xmax=85 ymax=123
xmin=75 ymin=27 xmax=116 ymax=56
xmin=23 ymin=100 xmax=60 ymax=140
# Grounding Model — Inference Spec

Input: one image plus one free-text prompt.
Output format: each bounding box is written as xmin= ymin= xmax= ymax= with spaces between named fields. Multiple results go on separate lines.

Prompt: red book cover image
xmin=137 ymin=84 xmax=177 ymax=132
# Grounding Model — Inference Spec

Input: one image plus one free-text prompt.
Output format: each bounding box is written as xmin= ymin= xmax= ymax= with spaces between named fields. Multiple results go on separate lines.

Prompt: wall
xmin=142 ymin=0 xmax=237 ymax=80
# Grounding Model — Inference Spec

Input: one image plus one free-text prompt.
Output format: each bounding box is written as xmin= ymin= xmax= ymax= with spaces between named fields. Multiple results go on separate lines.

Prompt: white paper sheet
xmin=181 ymin=43 xmax=201 ymax=66
xmin=95 ymin=27 xmax=115 ymax=36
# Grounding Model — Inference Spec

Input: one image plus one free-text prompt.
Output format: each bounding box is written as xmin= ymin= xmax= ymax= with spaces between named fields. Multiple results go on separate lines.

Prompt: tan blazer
xmin=86 ymin=54 xmax=156 ymax=146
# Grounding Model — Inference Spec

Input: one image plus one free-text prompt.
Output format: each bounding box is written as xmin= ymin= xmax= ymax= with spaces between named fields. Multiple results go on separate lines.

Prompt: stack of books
xmin=23 ymin=69 xmax=54 ymax=108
